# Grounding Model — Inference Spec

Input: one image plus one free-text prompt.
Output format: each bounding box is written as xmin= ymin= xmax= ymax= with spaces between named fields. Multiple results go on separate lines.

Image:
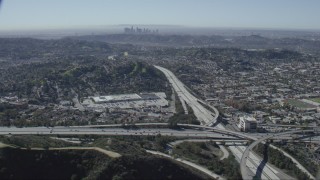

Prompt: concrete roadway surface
xmin=154 ymin=65 xmax=218 ymax=126
xmin=0 ymin=126 xmax=241 ymax=140
xmin=229 ymin=143 xmax=293 ymax=180
xmin=154 ymin=66 xmax=298 ymax=180
xmin=217 ymin=143 xmax=230 ymax=160
xmin=0 ymin=66 xmax=315 ymax=179
xmin=146 ymin=150 xmax=225 ymax=180
xmin=240 ymin=130 xmax=316 ymax=180
xmin=71 ymin=123 xmax=320 ymax=144
xmin=0 ymin=125 xmax=318 ymax=180
xmin=0 ymin=126 xmax=318 ymax=142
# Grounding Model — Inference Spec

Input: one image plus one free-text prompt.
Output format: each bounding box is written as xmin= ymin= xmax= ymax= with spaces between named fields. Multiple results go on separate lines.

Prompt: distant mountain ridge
xmin=72 ymin=34 xmax=320 ymax=55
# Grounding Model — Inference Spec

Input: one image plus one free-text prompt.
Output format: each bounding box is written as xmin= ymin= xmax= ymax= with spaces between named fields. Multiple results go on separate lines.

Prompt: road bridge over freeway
xmin=154 ymin=65 xmax=319 ymax=179
xmin=240 ymin=129 xmax=318 ymax=180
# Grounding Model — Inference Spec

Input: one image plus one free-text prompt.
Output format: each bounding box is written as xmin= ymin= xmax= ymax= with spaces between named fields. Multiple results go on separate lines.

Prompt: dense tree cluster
xmin=0 ymin=135 xmax=209 ymax=180
xmin=173 ymin=142 xmax=241 ymax=180
xmin=0 ymin=148 xmax=110 ymax=180
xmin=254 ymin=144 xmax=312 ymax=180
xmin=97 ymin=155 xmax=208 ymax=180
xmin=281 ymin=144 xmax=320 ymax=177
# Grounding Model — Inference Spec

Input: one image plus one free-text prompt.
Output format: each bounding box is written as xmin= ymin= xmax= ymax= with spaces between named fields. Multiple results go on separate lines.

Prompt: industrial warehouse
xmin=82 ymin=92 xmax=169 ymax=111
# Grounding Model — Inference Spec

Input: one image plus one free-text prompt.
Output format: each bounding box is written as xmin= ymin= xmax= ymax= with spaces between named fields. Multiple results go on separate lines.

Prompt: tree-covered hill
xmin=0 ymin=147 xmax=210 ymax=180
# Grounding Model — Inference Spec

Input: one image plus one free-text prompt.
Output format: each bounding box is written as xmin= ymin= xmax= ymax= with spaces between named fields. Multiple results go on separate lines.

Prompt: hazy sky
xmin=1 ymin=0 xmax=320 ymax=30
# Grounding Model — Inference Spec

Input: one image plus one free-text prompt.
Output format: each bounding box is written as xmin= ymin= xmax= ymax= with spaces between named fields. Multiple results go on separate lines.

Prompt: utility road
xmin=146 ymin=150 xmax=225 ymax=180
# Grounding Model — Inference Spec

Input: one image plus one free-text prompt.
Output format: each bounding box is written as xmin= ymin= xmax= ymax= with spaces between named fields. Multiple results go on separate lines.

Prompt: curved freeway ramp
xmin=154 ymin=65 xmax=309 ymax=180
xmin=146 ymin=150 xmax=225 ymax=180
xmin=240 ymin=130 xmax=316 ymax=180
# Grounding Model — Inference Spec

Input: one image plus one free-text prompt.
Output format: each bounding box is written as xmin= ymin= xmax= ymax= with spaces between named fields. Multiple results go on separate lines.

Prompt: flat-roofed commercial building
xmin=82 ymin=92 xmax=168 ymax=111
xmin=91 ymin=94 xmax=142 ymax=104
xmin=238 ymin=116 xmax=257 ymax=132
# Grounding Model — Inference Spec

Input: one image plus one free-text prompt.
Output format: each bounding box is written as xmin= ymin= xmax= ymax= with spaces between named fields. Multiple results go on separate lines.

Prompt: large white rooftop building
xmin=92 ymin=94 xmax=142 ymax=104
xmin=82 ymin=92 xmax=168 ymax=111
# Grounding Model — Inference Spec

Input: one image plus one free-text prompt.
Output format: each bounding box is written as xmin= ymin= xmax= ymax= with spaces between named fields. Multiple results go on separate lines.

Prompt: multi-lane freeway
xmin=0 ymin=126 xmax=318 ymax=142
xmin=0 ymin=126 xmax=239 ymax=140
xmin=1 ymin=65 xmax=318 ymax=180
xmin=154 ymin=65 xmax=317 ymax=180
xmin=240 ymin=130 xmax=316 ymax=180
xmin=155 ymin=65 xmax=284 ymax=179
xmin=155 ymin=66 xmax=219 ymax=126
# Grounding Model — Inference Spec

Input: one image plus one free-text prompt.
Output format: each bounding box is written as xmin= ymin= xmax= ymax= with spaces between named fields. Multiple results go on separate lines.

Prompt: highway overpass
xmin=154 ymin=65 xmax=319 ymax=180
xmin=240 ymin=130 xmax=317 ymax=180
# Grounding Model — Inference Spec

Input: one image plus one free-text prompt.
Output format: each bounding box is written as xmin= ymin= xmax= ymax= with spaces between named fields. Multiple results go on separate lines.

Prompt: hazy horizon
xmin=1 ymin=0 xmax=320 ymax=31
xmin=1 ymin=24 xmax=320 ymax=40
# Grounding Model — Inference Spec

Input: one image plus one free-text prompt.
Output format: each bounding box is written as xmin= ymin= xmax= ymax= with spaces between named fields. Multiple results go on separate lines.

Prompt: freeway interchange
xmin=154 ymin=66 xmax=318 ymax=180
xmin=0 ymin=124 xmax=319 ymax=180
xmin=1 ymin=66 xmax=319 ymax=180
xmin=240 ymin=130 xmax=317 ymax=180
xmin=0 ymin=125 xmax=318 ymax=143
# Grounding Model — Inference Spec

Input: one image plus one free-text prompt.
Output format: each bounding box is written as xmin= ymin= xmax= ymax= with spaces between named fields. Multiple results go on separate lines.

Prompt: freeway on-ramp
xmin=154 ymin=65 xmax=313 ymax=180
xmin=240 ymin=130 xmax=316 ymax=180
